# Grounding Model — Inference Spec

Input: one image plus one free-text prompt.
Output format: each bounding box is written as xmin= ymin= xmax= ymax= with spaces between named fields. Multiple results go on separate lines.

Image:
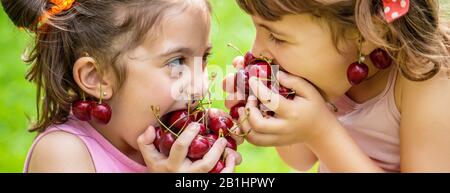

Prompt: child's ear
xmin=73 ymin=56 xmax=115 ymax=101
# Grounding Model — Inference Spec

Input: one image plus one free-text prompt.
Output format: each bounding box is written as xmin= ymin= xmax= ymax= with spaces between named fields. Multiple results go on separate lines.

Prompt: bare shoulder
xmin=27 ymin=131 xmax=96 ymax=173
xmin=398 ymin=70 xmax=450 ymax=109
xmin=397 ymin=71 xmax=450 ymax=172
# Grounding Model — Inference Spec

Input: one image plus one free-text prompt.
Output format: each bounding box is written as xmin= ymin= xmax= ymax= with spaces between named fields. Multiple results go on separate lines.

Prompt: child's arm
xmin=242 ymin=70 xmax=450 ymax=172
xmin=27 ymin=131 xmax=95 ymax=173
xmin=306 ymin=73 xmax=450 ymax=172
xmin=276 ymin=144 xmax=317 ymax=172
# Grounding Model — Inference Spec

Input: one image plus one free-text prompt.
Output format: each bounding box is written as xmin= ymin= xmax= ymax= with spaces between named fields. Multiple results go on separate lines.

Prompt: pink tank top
xmin=320 ymin=66 xmax=402 ymax=172
xmin=23 ymin=116 xmax=147 ymax=173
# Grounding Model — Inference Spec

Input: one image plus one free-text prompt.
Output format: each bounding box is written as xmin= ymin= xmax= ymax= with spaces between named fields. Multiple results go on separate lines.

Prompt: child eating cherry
xmin=225 ymin=0 xmax=450 ymax=172
xmin=2 ymin=0 xmax=242 ymax=173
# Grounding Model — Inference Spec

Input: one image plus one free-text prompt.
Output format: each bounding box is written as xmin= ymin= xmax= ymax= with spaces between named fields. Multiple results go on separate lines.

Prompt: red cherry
xmin=370 ymin=48 xmax=392 ymax=70
xmin=72 ymin=100 xmax=93 ymax=121
xmin=230 ymin=103 xmax=245 ymax=120
xmin=192 ymin=111 xmax=205 ymax=122
xmin=158 ymin=131 xmax=177 ymax=156
xmin=209 ymin=160 xmax=225 ymax=173
xmin=225 ymin=136 xmax=237 ymax=151
xmin=208 ymin=109 xmax=234 ymax=135
xmin=208 ymin=116 xmax=233 ymax=136
xmin=165 ymin=110 xmax=193 ymax=132
xmin=246 ymin=63 xmax=272 ymax=89
xmin=187 ymin=136 xmax=211 ymax=159
xmin=347 ymin=62 xmax=369 ymax=85
xmin=198 ymin=123 xmax=208 ymax=135
xmin=91 ymin=102 xmax=112 ymax=124
xmin=235 ymin=69 xmax=250 ymax=96
xmin=249 ymin=61 xmax=272 ymax=78
xmin=279 ymin=86 xmax=295 ymax=100
xmin=244 ymin=52 xmax=256 ymax=67
xmin=205 ymin=133 xmax=218 ymax=147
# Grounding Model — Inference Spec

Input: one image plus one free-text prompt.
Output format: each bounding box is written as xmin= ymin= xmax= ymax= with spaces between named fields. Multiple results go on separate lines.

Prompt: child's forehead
xmin=153 ymin=8 xmax=211 ymax=47
xmin=124 ymin=1 xmax=211 ymax=59
xmin=110 ymin=0 xmax=211 ymax=54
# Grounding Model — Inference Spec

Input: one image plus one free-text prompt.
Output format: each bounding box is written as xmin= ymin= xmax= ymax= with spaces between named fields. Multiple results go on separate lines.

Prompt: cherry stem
xmin=165 ymin=113 xmax=186 ymax=135
xmin=227 ymin=108 xmax=250 ymax=137
xmin=358 ymin=37 xmax=365 ymax=64
xmin=99 ymin=84 xmax=103 ymax=104
xmin=219 ymin=129 xmax=224 ymax=138
xmin=227 ymin=43 xmax=244 ymax=56
xmin=150 ymin=106 xmax=179 ymax=137
xmin=260 ymin=55 xmax=273 ymax=64
xmin=198 ymin=101 xmax=212 ymax=106
xmin=187 ymin=94 xmax=192 ymax=116
xmin=258 ymin=55 xmax=281 ymax=88
xmin=82 ymin=92 xmax=86 ymax=101
xmin=255 ymin=77 xmax=275 ymax=82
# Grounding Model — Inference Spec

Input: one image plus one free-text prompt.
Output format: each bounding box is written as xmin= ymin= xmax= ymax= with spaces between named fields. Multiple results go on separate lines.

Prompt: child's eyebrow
xmin=258 ymin=24 xmax=286 ymax=36
xmin=160 ymin=47 xmax=194 ymax=58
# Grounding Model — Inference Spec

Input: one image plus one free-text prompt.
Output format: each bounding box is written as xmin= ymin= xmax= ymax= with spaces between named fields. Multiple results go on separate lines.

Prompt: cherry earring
xmin=72 ymin=92 xmax=94 ymax=121
xmin=347 ymin=37 xmax=369 ymax=85
xmin=370 ymin=48 xmax=392 ymax=70
xmin=91 ymin=84 xmax=112 ymax=124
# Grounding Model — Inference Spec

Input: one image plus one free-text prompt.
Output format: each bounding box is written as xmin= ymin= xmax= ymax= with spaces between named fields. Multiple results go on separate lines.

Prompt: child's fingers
xmin=191 ymin=138 xmax=227 ymax=172
xmin=137 ymin=126 xmax=165 ymax=166
xmin=245 ymin=96 xmax=289 ymax=135
xmin=220 ymin=153 xmax=236 ymax=173
xmin=223 ymin=73 xmax=236 ymax=94
xmin=245 ymin=130 xmax=284 ymax=147
xmin=167 ymin=123 xmax=200 ymax=169
xmin=249 ymin=76 xmax=291 ymax=115
xmin=237 ymin=107 xmax=253 ymax=138
xmin=276 ymin=71 xmax=320 ymax=100
xmin=233 ymin=56 xmax=245 ymax=69
xmin=224 ymin=92 xmax=246 ymax=110
xmin=228 ymin=124 xmax=245 ymax=145
xmin=225 ymin=148 xmax=242 ymax=165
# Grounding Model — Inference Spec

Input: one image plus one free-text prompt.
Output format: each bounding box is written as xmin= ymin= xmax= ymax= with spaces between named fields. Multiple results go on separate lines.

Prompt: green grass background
xmin=1 ymin=0 xmax=448 ymax=173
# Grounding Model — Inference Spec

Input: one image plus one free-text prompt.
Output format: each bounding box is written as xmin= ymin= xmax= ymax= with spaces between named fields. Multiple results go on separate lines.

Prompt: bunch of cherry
xmin=72 ymin=95 xmax=112 ymax=125
xmin=150 ymin=104 xmax=240 ymax=173
xmin=228 ymin=46 xmax=296 ymax=119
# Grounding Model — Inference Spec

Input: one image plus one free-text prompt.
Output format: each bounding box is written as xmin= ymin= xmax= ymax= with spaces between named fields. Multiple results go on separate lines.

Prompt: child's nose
xmin=185 ymin=72 xmax=208 ymax=104
xmin=251 ymin=44 xmax=273 ymax=60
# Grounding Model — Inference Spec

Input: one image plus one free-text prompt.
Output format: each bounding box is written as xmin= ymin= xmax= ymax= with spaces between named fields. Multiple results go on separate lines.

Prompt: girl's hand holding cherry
xmin=242 ymin=71 xmax=340 ymax=147
xmin=137 ymin=123 xmax=240 ymax=173
xmin=225 ymin=52 xmax=341 ymax=147
xmin=136 ymin=93 xmax=244 ymax=173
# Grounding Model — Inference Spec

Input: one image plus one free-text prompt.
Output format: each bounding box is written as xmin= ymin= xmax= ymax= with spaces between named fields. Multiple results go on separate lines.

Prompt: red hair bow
xmin=382 ymin=0 xmax=410 ymax=23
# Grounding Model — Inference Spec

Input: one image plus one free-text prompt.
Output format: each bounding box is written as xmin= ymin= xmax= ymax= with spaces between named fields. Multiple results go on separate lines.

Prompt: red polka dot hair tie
xmin=382 ymin=0 xmax=410 ymax=23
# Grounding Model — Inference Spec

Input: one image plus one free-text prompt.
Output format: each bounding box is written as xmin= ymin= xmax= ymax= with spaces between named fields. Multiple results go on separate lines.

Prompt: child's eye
xmin=167 ymin=57 xmax=187 ymax=78
xmin=167 ymin=57 xmax=185 ymax=67
xmin=269 ymin=34 xmax=285 ymax=45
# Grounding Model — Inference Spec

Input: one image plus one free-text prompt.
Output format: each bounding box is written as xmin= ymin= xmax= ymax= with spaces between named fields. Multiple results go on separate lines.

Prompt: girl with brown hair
xmin=225 ymin=0 xmax=450 ymax=172
xmin=2 ymin=0 xmax=241 ymax=173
